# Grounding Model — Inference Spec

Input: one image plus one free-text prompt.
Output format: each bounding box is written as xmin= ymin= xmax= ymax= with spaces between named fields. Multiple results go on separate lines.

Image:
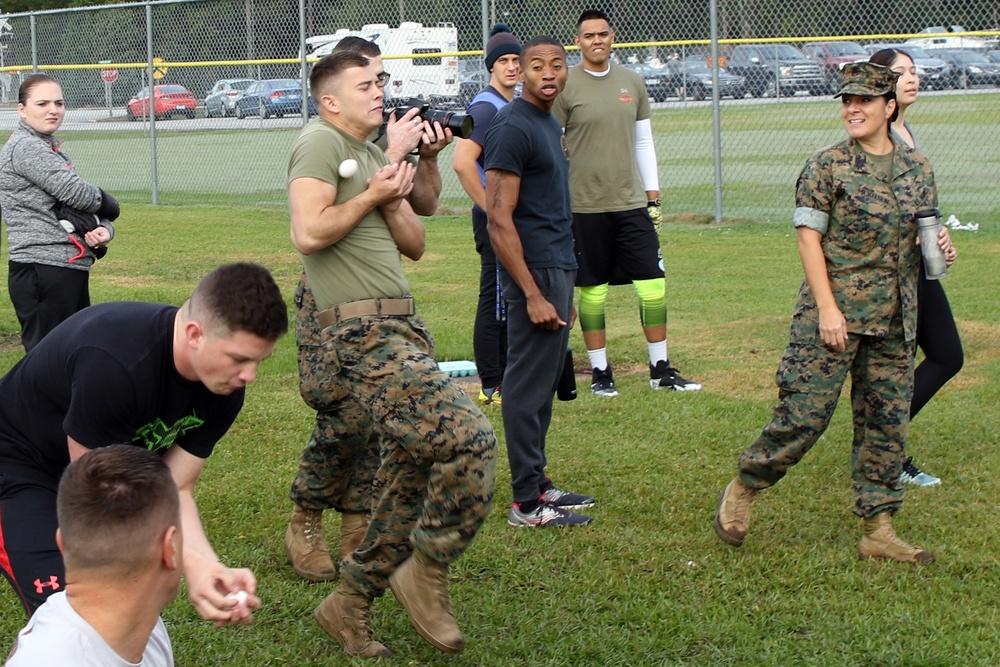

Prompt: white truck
xmin=906 ymin=26 xmax=996 ymax=52
xmin=305 ymin=22 xmax=460 ymax=104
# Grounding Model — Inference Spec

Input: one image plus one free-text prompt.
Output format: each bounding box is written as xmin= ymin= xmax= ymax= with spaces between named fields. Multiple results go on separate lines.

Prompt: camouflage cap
xmin=833 ymin=62 xmax=899 ymax=98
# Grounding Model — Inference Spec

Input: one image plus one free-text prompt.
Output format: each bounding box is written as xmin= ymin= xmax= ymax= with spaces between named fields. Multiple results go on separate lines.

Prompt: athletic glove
xmin=647 ymin=199 xmax=663 ymax=232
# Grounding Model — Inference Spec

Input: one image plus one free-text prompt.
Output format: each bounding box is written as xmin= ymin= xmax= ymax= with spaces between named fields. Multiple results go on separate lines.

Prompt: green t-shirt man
xmin=552 ymin=64 xmax=652 ymax=213
xmin=287 ymin=117 xmax=411 ymax=311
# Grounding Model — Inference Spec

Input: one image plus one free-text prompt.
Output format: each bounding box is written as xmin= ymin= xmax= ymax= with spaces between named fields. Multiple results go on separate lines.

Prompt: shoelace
xmin=303 ymin=513 xmax=322 ymax=540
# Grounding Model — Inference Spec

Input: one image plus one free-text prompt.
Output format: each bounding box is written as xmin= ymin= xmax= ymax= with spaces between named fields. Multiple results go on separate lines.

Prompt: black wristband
xmin=648 ymin=198 xmax=661 ymax=207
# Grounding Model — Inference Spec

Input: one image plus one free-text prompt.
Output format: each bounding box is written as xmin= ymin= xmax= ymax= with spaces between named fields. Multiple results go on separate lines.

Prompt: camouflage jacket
xmin=790 ymin=137 xmax=936 ymax=342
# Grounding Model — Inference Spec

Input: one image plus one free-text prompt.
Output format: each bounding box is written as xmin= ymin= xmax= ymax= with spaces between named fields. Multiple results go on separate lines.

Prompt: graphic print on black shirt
xmin=133 ymin=412 xmax=206 ymax=452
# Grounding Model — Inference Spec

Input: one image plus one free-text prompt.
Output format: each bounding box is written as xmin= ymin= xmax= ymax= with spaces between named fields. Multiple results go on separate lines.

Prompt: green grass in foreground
xmin=0 ymin=205 xmax=997 ymax=665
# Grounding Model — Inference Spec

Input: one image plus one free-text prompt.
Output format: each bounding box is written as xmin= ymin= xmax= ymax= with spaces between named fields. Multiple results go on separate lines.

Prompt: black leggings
xmin=911 ymin=272 xmax=963 ymax=419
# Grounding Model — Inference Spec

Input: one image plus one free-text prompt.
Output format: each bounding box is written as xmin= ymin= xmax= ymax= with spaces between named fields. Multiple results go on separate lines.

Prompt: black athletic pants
xmin=0 ymin=470 xmax=62 ymax=617
xmin=471 ymin=207 xmax=508 ymax=389
xmin=8 ymin=262 xmax=90 ymax=353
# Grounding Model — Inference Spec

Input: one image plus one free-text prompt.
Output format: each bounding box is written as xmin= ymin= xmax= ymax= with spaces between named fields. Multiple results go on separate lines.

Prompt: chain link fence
xmin=1 ymin=0 xmax=997 ymax=223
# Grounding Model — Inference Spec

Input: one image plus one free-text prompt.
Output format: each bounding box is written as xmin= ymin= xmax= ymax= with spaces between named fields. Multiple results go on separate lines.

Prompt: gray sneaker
xmin=540 ymin=482 xmax=595 ymax=510
xmin=507 ymin=503 xmax=593 ymax=528
xmin=900 ymin=457 xmax=941 ymax=487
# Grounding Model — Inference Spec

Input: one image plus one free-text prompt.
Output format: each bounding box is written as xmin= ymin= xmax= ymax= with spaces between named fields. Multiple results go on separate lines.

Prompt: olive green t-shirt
xmin=863 ymin=149 xmax=894 ymax=182
xmin=287 ymin=118 xmax=410 ymax=311
xmin=552 ymin=64 xmax=652 ymax=213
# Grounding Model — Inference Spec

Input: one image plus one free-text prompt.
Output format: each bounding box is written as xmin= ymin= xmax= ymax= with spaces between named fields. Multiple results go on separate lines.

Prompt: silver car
xmin=205 ymin=79 xmax=255 ymax=118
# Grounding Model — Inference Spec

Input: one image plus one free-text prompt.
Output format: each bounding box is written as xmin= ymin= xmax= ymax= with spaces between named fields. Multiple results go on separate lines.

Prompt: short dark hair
xmin=576 ymin=9 xmax=611 ymax=31
xmin=189 ymin=262 xmax=288 ymax=341
xmin=58 ymin=445 xmax=179 ymax=574
xmin=309 ymin=50 xmax=371 ymax=101
xmin=522 ymin=36 xmax=566 ymax=57
xmin=18 ymin=74 xmax=59 ymax=105
xmin=334 ymin=36 xmax=381 ymax=58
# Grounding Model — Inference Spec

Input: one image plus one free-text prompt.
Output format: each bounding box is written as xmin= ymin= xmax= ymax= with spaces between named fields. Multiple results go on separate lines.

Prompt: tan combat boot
xmin=338 ymin=512 xmax=370 ymax=563
xmin=389 ymin=550 xmax=465 ymax=654
xmin=315 ymin=581 xmax=393 ymax=658
xmin=859 ymin=512 xmax=933 ymax=564
xmin=285 ymin=506 xmax=337 ymax=582
xmin=713 ymin=477 xmax=759 ymax=547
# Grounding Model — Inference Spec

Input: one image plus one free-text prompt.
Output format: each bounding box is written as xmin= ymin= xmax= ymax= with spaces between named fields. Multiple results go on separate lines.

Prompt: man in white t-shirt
xmin=5 ymin=445 xmax=184 ymax=666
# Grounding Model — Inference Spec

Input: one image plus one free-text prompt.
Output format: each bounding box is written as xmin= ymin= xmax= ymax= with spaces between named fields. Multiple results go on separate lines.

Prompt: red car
xmin=126 ymin=85 xmax=197 ymax=121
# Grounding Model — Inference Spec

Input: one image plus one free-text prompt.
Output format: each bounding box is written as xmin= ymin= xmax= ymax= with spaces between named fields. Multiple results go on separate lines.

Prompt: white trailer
xmin=305 ymin=22 xmax=460 ymax=103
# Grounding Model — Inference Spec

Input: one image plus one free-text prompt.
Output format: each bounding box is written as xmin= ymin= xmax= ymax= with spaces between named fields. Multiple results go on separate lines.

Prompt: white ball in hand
xmin=226 ymin=590 xmax=249 ymax=607
xmin=338 ymin=159 xmax=359 ymax=178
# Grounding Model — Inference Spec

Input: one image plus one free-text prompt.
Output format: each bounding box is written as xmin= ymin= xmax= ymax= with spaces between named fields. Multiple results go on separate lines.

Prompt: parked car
xmin=931 ymin=49 xmax=1000 ymax=88
xmin=625 ymin=63 xmax=673 ymax=102
xmin=126 ymin=85 xmax=196 ymax=121
xmin=802 ymin=41 xmax=869 ymax=92
xmin=862 ymin=44 xmax=952 ymax=90
xmin=665 ymin=60 xmax=747 ymax=100
xmin=204 ymin=78 xmax=254 ymax=117
xmin=985 ymin=50 xmax=1000 ymax=63
xmin=234 ymin=79 xmax=316 ymax=119
xmin=726 ymin=44 xmax=826 ymax=97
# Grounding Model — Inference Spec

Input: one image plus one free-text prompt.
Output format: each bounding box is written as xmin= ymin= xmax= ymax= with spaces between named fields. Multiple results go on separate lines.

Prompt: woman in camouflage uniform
xmin=714 ymin=62 xmax=940 ymax=564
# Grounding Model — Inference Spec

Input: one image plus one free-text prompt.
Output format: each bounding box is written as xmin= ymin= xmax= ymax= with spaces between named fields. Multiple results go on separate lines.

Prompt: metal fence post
xmin=299 ymin=0 xmax=308 ymax=122
xmin=29 ymin=13 xmax=37 ymax=72
xmin=710 ymin=0 xmax=723 ymax=223
xmin=146 ymin=2 xmax=158 ymax=205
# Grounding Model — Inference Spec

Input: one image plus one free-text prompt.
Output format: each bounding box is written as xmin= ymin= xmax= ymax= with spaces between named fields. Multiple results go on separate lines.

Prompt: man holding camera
xmin=288 ymin=51 xmax=497 ymax=658
xmin=452 ymin=23 xmax=521 ymax=407
xmin=284 ymin=36 xmax=453 ymax=586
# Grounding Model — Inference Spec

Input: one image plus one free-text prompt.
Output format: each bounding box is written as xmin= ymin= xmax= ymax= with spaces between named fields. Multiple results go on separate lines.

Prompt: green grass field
xmin=59 ymin=91 xmax=1000 ymax=225
xmin=0 ymin=203 xmax=996 ymax=665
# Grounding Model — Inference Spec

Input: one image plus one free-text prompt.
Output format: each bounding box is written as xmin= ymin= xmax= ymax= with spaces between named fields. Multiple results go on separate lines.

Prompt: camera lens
xmin=424 ymin=109 xmax=473 ymax=139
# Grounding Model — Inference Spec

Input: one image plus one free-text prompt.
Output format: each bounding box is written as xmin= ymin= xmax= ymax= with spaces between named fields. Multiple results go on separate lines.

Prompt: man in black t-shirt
xmin=484 ymin=37 xmax=595 ymax=529
xmin=0 ymin=262 xmax=288 ymax=624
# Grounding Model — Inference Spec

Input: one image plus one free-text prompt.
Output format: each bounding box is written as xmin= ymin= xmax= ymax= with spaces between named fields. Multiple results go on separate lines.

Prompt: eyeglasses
xmin=376 ymin=72 xmax=391 ymax=88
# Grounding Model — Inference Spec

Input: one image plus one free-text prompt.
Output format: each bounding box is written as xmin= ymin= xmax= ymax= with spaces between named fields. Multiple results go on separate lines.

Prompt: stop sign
xmin=100 ymin=68 xmax=118 ymax=83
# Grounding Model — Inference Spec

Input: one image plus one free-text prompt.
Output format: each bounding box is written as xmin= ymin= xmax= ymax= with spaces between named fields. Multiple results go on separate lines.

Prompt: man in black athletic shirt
xmin=0 ymin=262 xmax=288 ymax=625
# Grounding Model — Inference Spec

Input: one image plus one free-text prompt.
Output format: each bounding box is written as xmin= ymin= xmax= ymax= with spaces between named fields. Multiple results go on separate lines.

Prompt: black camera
xmin=384 ymin=97 xmax=473 ymax=139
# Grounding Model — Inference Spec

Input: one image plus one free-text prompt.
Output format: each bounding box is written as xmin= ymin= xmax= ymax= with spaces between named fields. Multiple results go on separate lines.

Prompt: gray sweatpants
xmin=498 ymin=267 xmax=576 ymax=504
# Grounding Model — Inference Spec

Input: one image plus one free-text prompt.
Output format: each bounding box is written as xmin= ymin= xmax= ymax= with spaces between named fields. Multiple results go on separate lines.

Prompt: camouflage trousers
xmin=290 ymin=274 xmax=379 ymax=514
xmin=738 ymin=331 xmax=915 ymax=518
xmin=322 ymin=313 xmax=497 ymax=598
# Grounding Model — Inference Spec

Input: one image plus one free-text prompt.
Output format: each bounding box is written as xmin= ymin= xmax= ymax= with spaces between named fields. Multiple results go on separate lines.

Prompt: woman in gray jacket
xmin=0 ymin=74 xmax=119 ymax=352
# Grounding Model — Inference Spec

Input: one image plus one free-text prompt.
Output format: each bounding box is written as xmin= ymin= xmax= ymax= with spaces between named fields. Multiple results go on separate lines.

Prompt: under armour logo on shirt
xmin=33 ymin=576 xmax=60 ymax=594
